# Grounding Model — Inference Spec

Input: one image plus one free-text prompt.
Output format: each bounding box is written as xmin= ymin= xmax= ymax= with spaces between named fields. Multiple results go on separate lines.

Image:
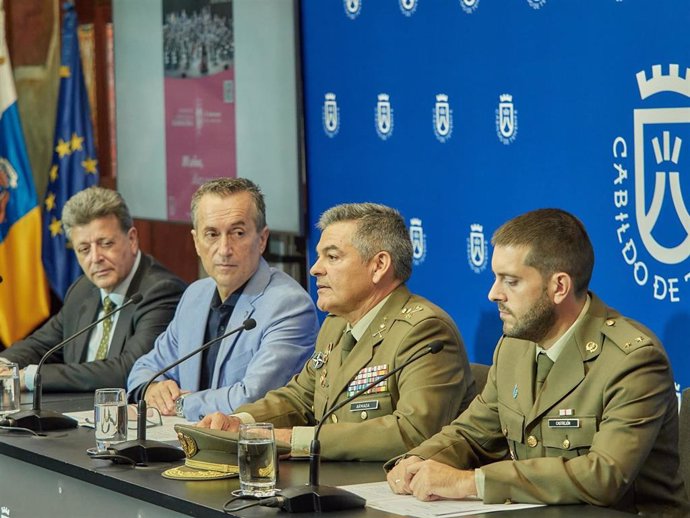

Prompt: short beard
xmin=503 ymin=288 xmax=556 ymax=343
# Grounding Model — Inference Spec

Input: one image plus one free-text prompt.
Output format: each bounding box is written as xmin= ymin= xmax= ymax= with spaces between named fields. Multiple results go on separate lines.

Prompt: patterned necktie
xmin=340 ymin=331 xmax=357 ymax=361
xmin=95 ymin=296 xmax=115 ymax=360
xmin=535 ymin=352 xmax=554 ymax=394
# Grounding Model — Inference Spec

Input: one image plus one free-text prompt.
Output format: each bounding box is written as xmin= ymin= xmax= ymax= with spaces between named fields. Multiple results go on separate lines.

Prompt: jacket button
xmin=562 ymin=439 xmax=570 ymax=449
xmin=360 ymin=411 xmax=368 ymax=420
xmin=526 ymin=435 xmax=538 ymax=448
xmin=331 ymin=414 xmax=338 ymax=423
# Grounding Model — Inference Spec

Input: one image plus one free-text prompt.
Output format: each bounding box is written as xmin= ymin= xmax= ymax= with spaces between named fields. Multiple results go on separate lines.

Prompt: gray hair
xmin=492 ymin=208 xmax=594 ymax=297
xmin=190 ymin=177 xmax=266 ymax=230
xmin=317 ymin=203 xmax=413 ymax=282
xmin=62 ymin=187 xmax=133 ymax=240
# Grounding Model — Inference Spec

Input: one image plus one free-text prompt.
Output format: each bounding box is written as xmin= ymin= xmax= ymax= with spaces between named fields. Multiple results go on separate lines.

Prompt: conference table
xmin=0 ymin=393 xmax=633 ymax=517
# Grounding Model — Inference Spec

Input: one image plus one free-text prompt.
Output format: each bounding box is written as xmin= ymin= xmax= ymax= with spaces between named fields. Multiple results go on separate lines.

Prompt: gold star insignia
xmin=49 ymin=165 xmax=59 ymax=182
xmin=45 ymin=192 xmax=56 ymax=212
xmin=55 ymin=138 xmax=71 ymax=158
xmin=49 ymin=217 xmax=63 ymax=237
xmin=70 ymin=133 xmax=84 ymax=152
xmin=59 ymin=65 xmax=71 ymax=78
xmin=81 ymin=157 xmax=98 ymax=174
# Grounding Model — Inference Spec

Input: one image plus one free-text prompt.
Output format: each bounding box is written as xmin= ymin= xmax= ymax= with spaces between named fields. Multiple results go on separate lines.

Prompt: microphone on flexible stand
xmin=1 ymin=293 xmax=143 ymax=432
xmin=107 ymin=317 xmax=257 ymax=466
xmin=263 ymin=340 xmax=446 ymax=513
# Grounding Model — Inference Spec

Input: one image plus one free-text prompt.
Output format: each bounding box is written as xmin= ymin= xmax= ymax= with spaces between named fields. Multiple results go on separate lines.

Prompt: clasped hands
xmin=385 ymin=456 xmax=477 ymax=502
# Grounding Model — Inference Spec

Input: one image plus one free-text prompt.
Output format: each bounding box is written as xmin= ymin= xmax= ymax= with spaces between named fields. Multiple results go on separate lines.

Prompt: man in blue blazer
xmin=127 ymin=178 xmax=318 ymax=421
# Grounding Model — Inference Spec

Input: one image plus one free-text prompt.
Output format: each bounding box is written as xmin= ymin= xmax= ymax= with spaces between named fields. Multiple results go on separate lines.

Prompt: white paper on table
xmin=337 ymin=481 xmax=544 ymax=517
xmin=64 ymin=409 xmax=190 ymax=442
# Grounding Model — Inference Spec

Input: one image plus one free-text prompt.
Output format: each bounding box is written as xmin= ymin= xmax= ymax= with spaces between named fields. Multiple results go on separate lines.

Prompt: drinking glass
xmin=94 ymin=388 xmax=127 ymax=451
xmin=238 ymin=422 xmax=277 ymax=497
xmin=0 ymin=362 xmax=20 ymax=414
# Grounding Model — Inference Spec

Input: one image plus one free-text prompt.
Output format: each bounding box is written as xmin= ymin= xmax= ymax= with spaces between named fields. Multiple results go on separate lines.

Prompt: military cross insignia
xmin=401 ymin=305 xmax=423 ymax=319
xmin=320 ymin=369 xmax=329 ymax=388
xmin=372 ymin=317 xmax=389 ymax=339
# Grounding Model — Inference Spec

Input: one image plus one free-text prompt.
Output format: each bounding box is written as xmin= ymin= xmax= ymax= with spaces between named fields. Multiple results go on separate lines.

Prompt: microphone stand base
xmin=277 ymin=484 xmax=366 ymax=513
xmin=6 ymin=409 xmax=78 ymax=432
xmin=109 ymin=439 xmax=185 ymax=465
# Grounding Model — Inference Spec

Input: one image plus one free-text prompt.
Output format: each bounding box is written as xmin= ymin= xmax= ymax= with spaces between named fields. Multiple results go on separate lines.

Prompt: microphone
xmin=3 ymin=293 xmax=143 ymax=432
xmin=266 ymin=340 xmax=445 ymax=513
xmin=108 ymin=317 xmax=257 ymax=465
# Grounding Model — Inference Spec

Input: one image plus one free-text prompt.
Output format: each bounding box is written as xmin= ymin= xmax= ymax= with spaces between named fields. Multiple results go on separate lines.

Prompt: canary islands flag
xmin=42 ymin=3 xmax=98 ymax=300
xmin=0 ymin=0 xmax=51 ymax=345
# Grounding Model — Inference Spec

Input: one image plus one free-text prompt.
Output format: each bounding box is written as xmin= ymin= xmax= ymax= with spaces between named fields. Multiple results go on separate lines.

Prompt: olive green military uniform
xmin=235 ymin=285 xmax=475 ymax=461
xmin=403 ymin=293 xmax=689 ymax=515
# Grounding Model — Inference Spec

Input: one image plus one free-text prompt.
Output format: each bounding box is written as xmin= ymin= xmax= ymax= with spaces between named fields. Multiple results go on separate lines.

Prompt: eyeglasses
xmin=126 ymin=404 xmax=162 ymax=429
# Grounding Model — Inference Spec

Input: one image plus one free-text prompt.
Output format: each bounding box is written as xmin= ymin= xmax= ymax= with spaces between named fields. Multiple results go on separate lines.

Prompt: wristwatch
xmin=175 ymin=394 xmax=188 ymax=418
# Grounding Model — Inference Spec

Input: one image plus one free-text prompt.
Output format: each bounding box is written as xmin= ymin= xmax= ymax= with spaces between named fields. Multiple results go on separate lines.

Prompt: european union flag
xmin=42 ymin=3 xmax=98 ymax=301
xmin=0 ymin=2 xmax=50 ymax=344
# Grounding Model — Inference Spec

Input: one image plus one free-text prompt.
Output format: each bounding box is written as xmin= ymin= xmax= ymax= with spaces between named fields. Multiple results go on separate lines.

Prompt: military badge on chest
xmin=347 ymin=364 xmax=389 ymax=397
xmin=312 ymin=342 xmax=335 ymax=388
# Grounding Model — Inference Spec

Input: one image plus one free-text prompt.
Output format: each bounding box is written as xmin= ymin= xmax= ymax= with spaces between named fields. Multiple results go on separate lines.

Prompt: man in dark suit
xmin=0 ymin=187 xmax=186 ymax=392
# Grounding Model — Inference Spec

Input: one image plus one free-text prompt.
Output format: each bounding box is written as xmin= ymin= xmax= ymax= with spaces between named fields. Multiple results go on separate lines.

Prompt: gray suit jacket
xmin=1 ymin=254 xmax=186 ymax=391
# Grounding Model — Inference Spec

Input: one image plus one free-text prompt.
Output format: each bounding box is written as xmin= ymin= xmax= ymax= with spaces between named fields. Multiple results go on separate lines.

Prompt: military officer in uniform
xmin=387 ymin=208 xmax=689 ymax=515
xmin=198 ymin=202 xmax=476 ymax=461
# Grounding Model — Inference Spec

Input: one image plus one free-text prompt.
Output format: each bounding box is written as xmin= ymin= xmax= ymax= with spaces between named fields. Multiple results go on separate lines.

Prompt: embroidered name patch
xmin=547 ymin=418 xmax=580 ymax=428
xmin=350 ymin=400 xmax=379 ymax=412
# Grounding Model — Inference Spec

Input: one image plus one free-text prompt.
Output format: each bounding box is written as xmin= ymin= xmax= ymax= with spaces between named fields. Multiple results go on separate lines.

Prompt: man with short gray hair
xmin=199 ymin=202 xmax=475 ymax=461
xmin=1 ymin=186 xmax=186 ymax=392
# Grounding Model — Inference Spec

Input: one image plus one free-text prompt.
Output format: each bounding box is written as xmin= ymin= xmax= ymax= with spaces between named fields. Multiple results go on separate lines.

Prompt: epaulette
xmin=394 ymin=302 xmax=431 ymax=324
xmin=601 ymin=317 xmax=653 ymax=354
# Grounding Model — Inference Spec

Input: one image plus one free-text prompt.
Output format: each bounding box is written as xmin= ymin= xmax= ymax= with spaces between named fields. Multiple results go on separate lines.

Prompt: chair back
xmin=470 ymin=362 xmax=490 ymax=395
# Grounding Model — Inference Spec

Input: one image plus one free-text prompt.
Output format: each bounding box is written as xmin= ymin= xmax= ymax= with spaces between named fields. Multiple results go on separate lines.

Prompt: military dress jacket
xmin=406 ymin=293 xmax=689 ymax=515
xmin=235 ymin=284 xmax=476 ymax=461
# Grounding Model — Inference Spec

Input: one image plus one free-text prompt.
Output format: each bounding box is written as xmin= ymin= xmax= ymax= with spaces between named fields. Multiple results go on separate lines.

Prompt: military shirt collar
xmin=348 ymin=294 xmax=392 ymax=342
xmin=536 ymin=294 xmax=591 ymax=362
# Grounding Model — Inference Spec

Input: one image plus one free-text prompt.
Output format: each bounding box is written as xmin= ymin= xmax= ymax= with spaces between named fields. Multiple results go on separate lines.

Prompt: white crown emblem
xmin=467 ymin=223 xmax=488 ymax=273
xmin=375 ymin=93 xmax=394 ymax=140
xmin=323 ymin=92 xmax=340 ymax=137
xmin=409 ymin=218 xmax=426 ymax=264
xmin=433 ymin=93 xmax=453 ymax=143
xmin=496 ymin=93 xmax=518 ymax=144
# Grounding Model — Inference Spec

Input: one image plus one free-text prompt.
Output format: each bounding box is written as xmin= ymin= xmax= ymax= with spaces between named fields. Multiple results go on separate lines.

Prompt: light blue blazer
xmin=127 ymin=258 xmax=318 ymax=421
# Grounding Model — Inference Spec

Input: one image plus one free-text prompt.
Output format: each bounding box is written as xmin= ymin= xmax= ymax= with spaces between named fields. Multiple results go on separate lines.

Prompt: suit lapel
xmin=68 ymin=287 xmax=100 ymax=363
xmin=210 ymin=259 xmax=269 ymax=388
xmin=512 ymin=340 xmax=537 ymax=417
xmin=104 ymin=254 xmax=150 ymax=359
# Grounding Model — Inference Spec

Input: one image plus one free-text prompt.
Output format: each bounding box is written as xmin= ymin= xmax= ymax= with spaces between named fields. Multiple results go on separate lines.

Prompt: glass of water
xmin=238 ymin=422 xmax=277 ymax=497
xmin=0 ymin=362 xmax=20 ymax=414
xmin=94 ymin=388 xmax=127 ymax=451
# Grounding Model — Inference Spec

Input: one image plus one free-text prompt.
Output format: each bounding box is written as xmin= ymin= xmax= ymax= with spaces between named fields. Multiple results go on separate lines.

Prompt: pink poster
xmin=162 ymin=0 xmax=236 ymax=222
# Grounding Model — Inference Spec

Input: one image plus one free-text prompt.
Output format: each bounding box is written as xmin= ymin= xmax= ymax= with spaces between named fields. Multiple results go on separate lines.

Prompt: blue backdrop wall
xmin=299 ymin=0 xmax=690 ymax=401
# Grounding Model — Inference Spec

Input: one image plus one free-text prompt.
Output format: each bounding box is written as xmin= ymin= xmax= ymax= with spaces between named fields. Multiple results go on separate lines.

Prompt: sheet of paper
xmin=64 ymin=409 xmax=189 ymax=443
xmin=338 ymin=481 xmax=544 ymax=517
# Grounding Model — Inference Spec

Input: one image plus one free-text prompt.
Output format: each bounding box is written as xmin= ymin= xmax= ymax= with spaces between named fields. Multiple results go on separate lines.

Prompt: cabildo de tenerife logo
xmin=467 ymin=224 xmax=488 ymax=273
xmin=433 ymin=94 xmax=453 ymax=143
xmin=399 ymin=0 xmax=417 ymax=16
xmin=409 ymin=218 xmax=426 ymax=265
xmin=344 ymin=0 xmax=361 ymax=19
xmin=459 ymin=0 xmax=479 ymax=14
xmin=322 ymin=93 xmax=340 ymax=138
xmin=375 ymin=93 xmax=394 ymax=140
xmin=527 ymin=0 xmax=547 ymax=9
xmin=611 ymin=64 xmax=690 ymax=303
xmin=496 ymin=94 xmax=518 ymax=145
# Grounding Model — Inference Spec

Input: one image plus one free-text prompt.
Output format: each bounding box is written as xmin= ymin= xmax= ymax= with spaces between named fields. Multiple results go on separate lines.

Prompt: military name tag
xmin=547 ymin=418 xmax=580 ymax=428
xmin=350 ymin=400 xmax=379 ymax=412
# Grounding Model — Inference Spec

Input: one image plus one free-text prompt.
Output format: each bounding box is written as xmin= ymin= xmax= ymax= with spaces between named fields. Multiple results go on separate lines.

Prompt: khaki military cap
xmin=162 ymin=424 xmax=290 ymax=481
